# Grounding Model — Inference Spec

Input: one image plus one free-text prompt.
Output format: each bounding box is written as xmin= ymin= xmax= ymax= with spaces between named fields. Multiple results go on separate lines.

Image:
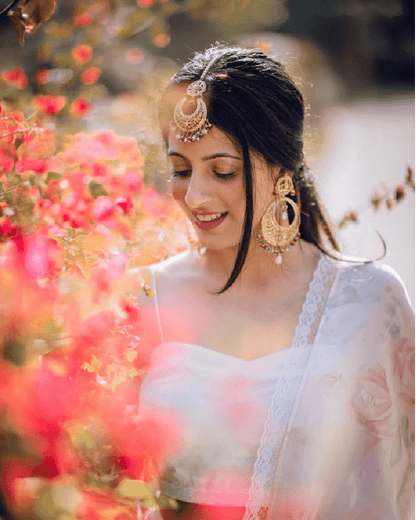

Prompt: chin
xmin=198 ymin=239 xmax=240 ymax=252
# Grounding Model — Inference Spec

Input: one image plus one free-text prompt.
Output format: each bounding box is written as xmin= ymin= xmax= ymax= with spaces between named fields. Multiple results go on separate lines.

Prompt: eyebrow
xmin=167 ymin=151 xmax=242 ymax=161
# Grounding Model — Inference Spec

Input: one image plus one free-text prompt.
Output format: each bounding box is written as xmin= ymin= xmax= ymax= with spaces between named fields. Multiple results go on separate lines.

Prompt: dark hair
xmin=160 ymin=44 xmax=340 ymax=293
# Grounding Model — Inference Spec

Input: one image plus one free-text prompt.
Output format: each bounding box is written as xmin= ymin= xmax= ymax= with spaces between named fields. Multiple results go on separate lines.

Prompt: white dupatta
xmin=245 ymin=257 xmax=415 ymax=520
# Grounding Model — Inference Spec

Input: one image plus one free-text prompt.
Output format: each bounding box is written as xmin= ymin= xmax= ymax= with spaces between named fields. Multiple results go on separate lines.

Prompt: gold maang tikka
xmin=171 ymin=55 xmax=222 ymax=142
xmin=172 ymin=79 xmax=212 ymax=142
xmin=258 ymin=173 xmax=301 ymax=264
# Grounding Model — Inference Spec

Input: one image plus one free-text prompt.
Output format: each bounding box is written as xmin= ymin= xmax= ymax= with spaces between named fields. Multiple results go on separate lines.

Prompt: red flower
xmin=15 ymin=158 xmax=49 ymax=175
xmin=137 ymin=0 xmax=154 ymax=7
xmin=34 ymin=69 xmax=49 ymax=85
xmin=32 ymin=95 xmax=67 ymax=115
xmin=119 ymin=295 xmax=141 ymax=324
xmin=69 ymin=97 xmax=92 ymax=118
xmin=74 ymin=12 xmax=92 ymax=27
xmin=153 ymin=33 xmax=170 ymax=48
xmin=72 ymin=44 xmax=93 ymax=64
xmin=0 ymin=152 xmax=14 ymax=174
xmin=1 ymin=66 xmax=28 ymax=89
xmin=0 ymin=219 xmax=21 ymax=239
xmin=80 ymin=66 xmax=101 ymax=85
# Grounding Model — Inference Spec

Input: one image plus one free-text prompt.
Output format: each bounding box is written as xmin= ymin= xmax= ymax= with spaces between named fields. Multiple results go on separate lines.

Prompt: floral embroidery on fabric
xmin=351 ymin=336 xmax=415 ymax=472
xmin=391 ymin=337 xmax=415 ymax=407
xmin=351 ymin=363 xmax=395 ymax=438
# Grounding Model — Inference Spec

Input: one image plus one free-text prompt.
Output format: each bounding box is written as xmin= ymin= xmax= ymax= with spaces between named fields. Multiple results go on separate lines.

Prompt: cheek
xmin=169 ymin=181 xmax=187 ymax=201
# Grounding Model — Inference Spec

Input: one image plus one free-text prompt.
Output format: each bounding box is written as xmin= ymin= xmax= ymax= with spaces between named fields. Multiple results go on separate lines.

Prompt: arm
xmin=351 ymin=267 xmax=414 ymax=519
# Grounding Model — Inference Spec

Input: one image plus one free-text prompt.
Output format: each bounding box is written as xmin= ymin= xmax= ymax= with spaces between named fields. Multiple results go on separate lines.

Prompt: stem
xmin=0 ymin=0 xmax=20 ymax=19
xmin=0 ymin=183 xmax=23 ymax=197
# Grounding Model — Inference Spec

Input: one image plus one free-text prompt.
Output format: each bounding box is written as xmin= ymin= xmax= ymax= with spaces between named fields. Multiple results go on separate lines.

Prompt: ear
xmin=270 ymin=165 xmax=284 ymax=184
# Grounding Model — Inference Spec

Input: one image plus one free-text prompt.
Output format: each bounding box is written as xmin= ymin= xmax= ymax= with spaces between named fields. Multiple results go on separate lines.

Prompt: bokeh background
xmin=0 ymin=0 xmax=414 ymax=303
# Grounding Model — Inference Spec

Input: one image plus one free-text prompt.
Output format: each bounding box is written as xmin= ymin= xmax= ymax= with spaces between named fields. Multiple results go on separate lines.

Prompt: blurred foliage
xmin=337 ymin=166 xmax=415 ymax=228
xmin=0 ymin=100 xmax=188 ymax=519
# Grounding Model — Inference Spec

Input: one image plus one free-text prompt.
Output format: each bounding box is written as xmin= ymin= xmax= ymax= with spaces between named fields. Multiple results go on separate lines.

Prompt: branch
xmin=0 ymin=0 xmax=20 ymax=19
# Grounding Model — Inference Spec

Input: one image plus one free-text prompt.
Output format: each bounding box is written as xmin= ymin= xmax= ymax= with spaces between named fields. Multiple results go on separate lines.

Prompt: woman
xmin=138 ymin=45 xmax=414 ymax=519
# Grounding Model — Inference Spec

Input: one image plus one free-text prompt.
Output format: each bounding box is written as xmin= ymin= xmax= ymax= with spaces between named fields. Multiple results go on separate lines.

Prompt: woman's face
xmin=167 ymin=126 xmax=275 ymax=252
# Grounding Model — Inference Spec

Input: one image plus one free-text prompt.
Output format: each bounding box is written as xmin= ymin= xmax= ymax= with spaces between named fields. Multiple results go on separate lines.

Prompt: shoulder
xmin=340 ymin=257 xmax=409 ymax=296
xmin=129 ymin=249 xmax=197 ymax=302
xmin=149 ymin=249 xmax=201 ymax=291
xmin=150 ymin=249 xmax=194 ymax=277
xmin=329 ymin=255 xmax=413 ymax=316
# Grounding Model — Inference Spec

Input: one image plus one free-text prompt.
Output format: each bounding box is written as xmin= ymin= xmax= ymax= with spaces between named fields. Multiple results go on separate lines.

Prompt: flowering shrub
xmin=0 ymin=102 xmax=189 ymax=518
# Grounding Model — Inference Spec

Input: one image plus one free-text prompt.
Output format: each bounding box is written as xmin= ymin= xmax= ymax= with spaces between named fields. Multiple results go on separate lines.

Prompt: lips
xmin=192 ymin=211 xmax=228 ymax=231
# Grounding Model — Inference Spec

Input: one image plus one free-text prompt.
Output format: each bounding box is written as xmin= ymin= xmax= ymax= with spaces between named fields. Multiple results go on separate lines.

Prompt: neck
xmin=199 ymin=238 xmax=321 ymax=293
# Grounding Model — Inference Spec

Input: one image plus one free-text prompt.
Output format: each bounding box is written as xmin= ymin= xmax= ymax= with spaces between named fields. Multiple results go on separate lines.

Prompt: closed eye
xmin=213 ymin=171 xmax=236 ymax=179
xmin=171 ymin=170 xmax=191 ymax=178
xmin=171 ymin=170 xmax=235 ymax=179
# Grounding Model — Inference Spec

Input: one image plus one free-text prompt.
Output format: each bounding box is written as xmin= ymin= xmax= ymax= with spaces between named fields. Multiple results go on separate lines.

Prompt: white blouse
xmin=140 ymin=341 xmax=312 ymax=506
xmin=137 ymin=253 xmax=415 ymax=519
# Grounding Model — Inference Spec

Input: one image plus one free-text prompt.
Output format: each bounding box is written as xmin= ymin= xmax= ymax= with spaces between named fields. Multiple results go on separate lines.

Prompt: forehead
xmin=167 ymin=126 xmax=240 ymax=159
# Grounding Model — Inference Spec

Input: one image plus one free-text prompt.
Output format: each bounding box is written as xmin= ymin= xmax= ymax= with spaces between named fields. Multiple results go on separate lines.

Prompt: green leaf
xmin=117 ymin=10 xmax=154 ymax=39
xmin=115 ymin=479 xmax=178 ymax=510
xmin=14 ymin=136 xmax=24 ymax=150
xmin=45 ymin=171 xmax=63 ymax=184
xmin=88 ymin=180 xmax=108 ymax=199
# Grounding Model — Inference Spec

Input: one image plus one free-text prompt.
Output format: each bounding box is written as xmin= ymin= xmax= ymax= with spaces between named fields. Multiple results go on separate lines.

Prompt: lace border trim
xmin=243 ymin=254 xmax=338 ymax=520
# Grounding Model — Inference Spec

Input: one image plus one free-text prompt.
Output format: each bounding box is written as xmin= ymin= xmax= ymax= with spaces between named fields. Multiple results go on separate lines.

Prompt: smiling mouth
xmin=192 ymin=211 xmax=228 ymax=231
xmin=194 ymin=212 xmax=227 ymax=222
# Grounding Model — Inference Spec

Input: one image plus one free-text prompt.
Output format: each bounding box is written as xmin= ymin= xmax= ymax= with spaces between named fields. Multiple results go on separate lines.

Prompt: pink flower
xmin=140 ymin=189 xmax=170 ymax=219
xmin=92 ymin=196 xmax=115 ymax=220
xmin=391 ymin=337 xmax=415 ymax=407
xmin=115 ymin=194 xmax=133 ymax=214
xmin=351 ymin=363 xmax=394 ymax=438
xmin=125 ymin=49 xmax=144 ymax=64
xmin=23 ymin=235 xmax=63 ymax=278
xmin=92 ymin=163 xmax=108 ymax=177
xmin=122 ymin=170 xmax=143 ymax=193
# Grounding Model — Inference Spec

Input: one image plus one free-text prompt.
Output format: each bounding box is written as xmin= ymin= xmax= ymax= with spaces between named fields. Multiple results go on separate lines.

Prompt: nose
xmin=184 ymin=171 xmax=212 ymax=209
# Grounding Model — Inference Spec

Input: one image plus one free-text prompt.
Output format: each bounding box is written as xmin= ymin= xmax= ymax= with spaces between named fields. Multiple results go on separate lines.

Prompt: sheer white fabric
xmin=140 ymin=342 xmax=311 ymax=506
xmin=140 ymin=255 xmax=414 ymax=519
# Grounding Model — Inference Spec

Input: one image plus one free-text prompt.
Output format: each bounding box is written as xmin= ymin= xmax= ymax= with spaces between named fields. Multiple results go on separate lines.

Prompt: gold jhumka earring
xmin=258 ymin=173 xmax=301 ymax=264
